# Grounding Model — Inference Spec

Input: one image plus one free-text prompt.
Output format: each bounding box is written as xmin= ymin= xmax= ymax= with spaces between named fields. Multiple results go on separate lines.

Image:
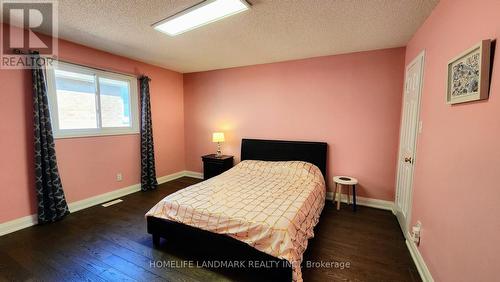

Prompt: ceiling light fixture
xmin=153 ymin=0 xmax=250 ymax=36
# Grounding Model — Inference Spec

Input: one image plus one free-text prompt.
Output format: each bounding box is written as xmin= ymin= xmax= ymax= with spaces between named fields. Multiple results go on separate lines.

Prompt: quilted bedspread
xmin=146 ymin=160 xmax=326 ymax=281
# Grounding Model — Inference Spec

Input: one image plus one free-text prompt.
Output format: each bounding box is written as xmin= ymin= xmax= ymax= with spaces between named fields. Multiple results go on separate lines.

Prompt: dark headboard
xmin=240 ymin=138 xmax=328 ymax=179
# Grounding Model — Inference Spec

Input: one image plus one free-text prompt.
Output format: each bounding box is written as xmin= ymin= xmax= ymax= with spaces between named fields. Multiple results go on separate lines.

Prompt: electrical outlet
xmin=411 ymin=221 xmax=422 ymax=246
xmin=116 ymin=173 xmax=123 ymax=182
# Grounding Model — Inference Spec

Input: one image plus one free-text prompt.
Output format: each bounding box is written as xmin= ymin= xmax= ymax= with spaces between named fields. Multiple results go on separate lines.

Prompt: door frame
xmin=394 ymin=50 xmax=425 ymax=236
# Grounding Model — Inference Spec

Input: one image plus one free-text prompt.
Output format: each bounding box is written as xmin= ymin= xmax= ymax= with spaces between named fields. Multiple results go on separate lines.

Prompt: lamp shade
xmin=212 ymin=132 xmax=225 ymax=143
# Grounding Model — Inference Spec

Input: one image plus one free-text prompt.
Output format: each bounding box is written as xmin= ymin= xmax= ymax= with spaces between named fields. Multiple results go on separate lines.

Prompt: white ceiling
xmin=51 ymin=0 xmax=438 ymax=73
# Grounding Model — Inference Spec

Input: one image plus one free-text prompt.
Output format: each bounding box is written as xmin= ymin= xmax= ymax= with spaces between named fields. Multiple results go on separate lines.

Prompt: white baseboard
xmin=70 ymin=171 xmax=193 ymax=213
xmin=0 ymin=170 xmax=190 ymax=237
xmin=0 ymin=214 xmax=38 ymax=237
xmin=326 ymin=191 xmax=394 ymax=211
xmin=183 ymin=170 xmax=203 ymax=179
xmin=68 ymin=183 xmax=141 ymax=213
xmin=157 ymin=171 xmax=187 ymax=184
xmin=406 ymin=235 xmax=434 ymax=282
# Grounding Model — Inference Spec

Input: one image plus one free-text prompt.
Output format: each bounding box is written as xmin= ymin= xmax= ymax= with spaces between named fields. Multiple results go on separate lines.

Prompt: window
xmin=46 ymin=62 xmax=139 ymax=138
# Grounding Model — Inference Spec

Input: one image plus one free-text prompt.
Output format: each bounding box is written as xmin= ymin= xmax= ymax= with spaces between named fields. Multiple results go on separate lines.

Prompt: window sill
xmin=54 ymin=131 xmax=140 ymax=140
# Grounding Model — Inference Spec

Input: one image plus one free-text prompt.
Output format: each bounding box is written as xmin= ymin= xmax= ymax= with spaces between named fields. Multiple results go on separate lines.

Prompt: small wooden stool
xmin=333 ymin=176 xmax=358 ymax=211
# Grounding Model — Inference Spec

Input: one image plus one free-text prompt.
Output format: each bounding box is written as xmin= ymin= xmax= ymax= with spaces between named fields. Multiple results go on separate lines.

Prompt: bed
xmin=146 ymin=139 xmax=328 ymax=281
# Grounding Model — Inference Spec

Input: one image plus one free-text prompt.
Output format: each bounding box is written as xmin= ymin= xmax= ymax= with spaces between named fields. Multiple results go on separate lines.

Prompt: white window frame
xmin=45 ymin=61 xmax=140 ymax=139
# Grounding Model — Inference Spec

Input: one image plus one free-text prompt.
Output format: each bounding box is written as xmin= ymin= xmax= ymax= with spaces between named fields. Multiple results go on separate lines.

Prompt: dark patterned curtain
xmin=32 ymin=52 xmax=69 ymax=223
xmin=140 ymin=76 xmax=158 ymax=191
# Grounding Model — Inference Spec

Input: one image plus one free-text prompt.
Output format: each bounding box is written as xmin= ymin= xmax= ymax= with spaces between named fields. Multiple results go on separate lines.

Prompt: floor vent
xmin=101 ymin=199 xmax=123 ymax=207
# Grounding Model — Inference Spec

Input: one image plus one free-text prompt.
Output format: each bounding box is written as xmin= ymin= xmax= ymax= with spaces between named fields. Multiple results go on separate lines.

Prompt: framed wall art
xmin=447 ymin=40 xmax=492 ymax=104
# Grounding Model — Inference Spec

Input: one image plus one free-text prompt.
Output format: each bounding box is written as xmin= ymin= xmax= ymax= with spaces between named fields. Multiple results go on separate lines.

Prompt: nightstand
xmin=201 ymin=154 xmax=234 ymax=180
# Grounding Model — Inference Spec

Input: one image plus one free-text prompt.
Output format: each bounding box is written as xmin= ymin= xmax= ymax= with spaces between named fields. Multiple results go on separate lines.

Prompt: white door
xmin=395 ymin=51 xmax=425 ymax=235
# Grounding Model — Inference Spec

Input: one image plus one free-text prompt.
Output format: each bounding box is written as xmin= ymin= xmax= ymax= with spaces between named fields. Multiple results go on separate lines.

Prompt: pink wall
xmin=0 ymin=25 xmax=185 ymax=224
xmin=184 ymin=48 xmax=406 ymax=199
xmin=405 ymin=0 xmax=500 ymax=280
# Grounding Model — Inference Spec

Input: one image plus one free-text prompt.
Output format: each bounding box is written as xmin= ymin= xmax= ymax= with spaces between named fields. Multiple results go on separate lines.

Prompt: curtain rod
xmin=11 ymin=48 xmax=146 ymax=79
xmin=55 ymin=58 xmax=142 ymax=79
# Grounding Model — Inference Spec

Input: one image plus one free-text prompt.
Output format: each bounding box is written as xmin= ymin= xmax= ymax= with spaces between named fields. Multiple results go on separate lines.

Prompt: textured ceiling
xmin=50 ymin=0 xmax=438 ymax=73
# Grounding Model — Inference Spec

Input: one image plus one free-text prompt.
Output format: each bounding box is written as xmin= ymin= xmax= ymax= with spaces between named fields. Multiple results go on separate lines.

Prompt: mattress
xmin=146 ymin=160 xmax=326 ymax=281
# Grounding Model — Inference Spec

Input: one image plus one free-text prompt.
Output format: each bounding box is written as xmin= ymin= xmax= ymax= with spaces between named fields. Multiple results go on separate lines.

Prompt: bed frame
xmin=147 ymin=138 xmax=328 ymax=281
xmin=241 ymin=138 xmax=328 ymax=180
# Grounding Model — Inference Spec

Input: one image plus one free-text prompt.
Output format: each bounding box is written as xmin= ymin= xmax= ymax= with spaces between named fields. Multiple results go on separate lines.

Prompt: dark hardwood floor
xmin=0 ymin=177 xmax=419 ymax=282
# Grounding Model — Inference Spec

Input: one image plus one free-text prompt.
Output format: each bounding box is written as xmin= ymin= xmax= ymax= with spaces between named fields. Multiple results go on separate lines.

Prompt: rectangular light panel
xmin=153 ymin=0 xmax=250 ymax=36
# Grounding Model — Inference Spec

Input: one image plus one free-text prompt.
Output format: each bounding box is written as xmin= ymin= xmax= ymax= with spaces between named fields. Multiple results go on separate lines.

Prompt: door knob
xmin=404 ymin=157 xmax=413 ymax=164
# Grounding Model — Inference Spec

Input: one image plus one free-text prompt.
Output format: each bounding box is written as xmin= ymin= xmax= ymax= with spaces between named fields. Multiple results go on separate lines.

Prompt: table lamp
xmin=212 ymin=132 xmax=225 ymax=157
